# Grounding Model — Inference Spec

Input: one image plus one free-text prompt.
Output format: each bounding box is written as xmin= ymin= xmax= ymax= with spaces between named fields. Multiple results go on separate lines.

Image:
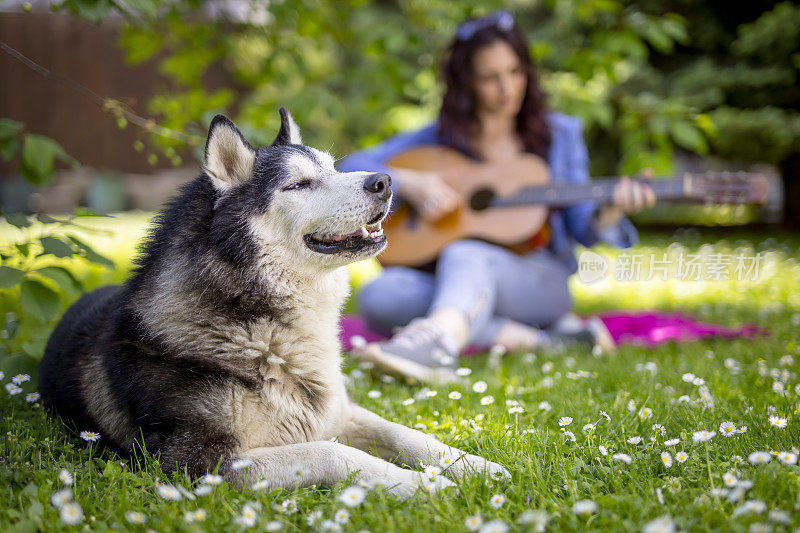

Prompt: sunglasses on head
xmin=456 ymin=10 xmax=514 ymax=41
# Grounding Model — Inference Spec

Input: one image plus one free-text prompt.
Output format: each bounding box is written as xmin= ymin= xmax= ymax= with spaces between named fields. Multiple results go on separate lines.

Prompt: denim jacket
xmin=337 ymin=112 xmax=637 ymax=273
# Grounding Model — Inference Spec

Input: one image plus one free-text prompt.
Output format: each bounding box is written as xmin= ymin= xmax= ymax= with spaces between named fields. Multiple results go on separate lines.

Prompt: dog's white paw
xmin=376 ymin=469 xmax=456 ymax=499
xmin=441 ymin=453 xmax=511 ymax=480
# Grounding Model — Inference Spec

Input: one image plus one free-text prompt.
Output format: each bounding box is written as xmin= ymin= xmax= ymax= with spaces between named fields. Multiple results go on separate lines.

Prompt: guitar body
xmin=381 ymin=145 xmax=550 ymax=266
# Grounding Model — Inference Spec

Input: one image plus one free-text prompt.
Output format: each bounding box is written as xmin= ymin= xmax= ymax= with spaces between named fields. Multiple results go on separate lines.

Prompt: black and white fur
xmin=39 ymin=109 xmax=508 ymax=495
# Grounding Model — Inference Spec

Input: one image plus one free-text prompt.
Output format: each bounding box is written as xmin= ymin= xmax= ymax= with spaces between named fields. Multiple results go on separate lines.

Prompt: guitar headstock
xmin=685 ymin=171 xmax=769 ymax=204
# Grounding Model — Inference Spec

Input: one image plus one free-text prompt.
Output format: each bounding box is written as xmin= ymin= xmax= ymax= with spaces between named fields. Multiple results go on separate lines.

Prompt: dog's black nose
xmin=364 ymin=173 xmax=391 ymax=197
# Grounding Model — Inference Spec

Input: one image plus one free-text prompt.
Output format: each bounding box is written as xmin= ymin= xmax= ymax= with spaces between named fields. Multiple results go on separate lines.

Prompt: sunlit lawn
xmin=1 ymin=213 xmax=799 ymax=532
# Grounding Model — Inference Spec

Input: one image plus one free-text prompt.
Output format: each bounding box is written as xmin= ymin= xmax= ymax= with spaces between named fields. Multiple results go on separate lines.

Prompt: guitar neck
xmin=494 ymin=177 xmax=689 ymax=208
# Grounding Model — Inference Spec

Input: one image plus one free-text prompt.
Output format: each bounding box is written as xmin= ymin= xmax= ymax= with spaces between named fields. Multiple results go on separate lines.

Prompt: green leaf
xmin=0 ymin=118 xmax=24 ymax=139
xmin=66 ymin=235 xmax=115 ymax=267
xmin=20 ymin=279 xmax=61 ymax=323
xmin=73 ymin=206 xmax=112 ymax=218
xmin=36 ymin=213 xmax=59 ymax=224
xmin=63 ymin=0 xmax=111 ymax=23
xmin=36 ymin=266 xmax=83 ymax=291
xmin=669 ymin=120 xmax=708 ymax=154
xmin=102 ymin=460 xmax=122 ymax=478
xmin=0 ymin=135 xmax=21 ymax=161
xmin=6 ymin=213 xmax=31 ymax=228
xmin=20 ymin=134 xmax=72 ymax=186
xmin=0 ymin=266 xmax=24 ymax=287
xmin=15 ymin=243 xmax=30 ymax=257
xmin=39 ymin=236 xmax=74 ymax=258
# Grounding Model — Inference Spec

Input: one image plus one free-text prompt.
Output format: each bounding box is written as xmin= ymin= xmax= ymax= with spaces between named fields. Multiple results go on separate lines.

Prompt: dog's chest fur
xmin=228 ymin=315 xmax=349 ymax=450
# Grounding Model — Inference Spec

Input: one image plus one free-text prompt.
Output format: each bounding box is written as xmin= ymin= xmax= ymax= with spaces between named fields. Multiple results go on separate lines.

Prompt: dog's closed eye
xmin=282 ymin=180 xmax=314 ymax=191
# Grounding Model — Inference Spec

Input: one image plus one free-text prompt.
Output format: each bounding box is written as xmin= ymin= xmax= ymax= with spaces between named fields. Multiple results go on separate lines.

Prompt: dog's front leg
xmin=226 ymin=440 xmax=450 ymax=497
xmin=339 ymin=404 xmax=510 ymax=480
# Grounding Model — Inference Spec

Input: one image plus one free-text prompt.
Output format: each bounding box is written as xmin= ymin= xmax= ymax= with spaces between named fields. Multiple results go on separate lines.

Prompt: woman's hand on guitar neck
xmin=394 ymin=168 xmax=462 ymax=222
xmin=596 ymin=171 xmax=656 ymax=229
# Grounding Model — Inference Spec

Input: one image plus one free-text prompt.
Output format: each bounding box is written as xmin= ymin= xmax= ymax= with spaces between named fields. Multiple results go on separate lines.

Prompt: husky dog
xmin=39 ymin=109 xmax=507 ymax=495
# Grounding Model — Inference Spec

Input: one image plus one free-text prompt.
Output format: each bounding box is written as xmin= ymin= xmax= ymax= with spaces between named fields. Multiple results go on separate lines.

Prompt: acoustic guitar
xmin=379 ymin=145 xmax=769 ymax=266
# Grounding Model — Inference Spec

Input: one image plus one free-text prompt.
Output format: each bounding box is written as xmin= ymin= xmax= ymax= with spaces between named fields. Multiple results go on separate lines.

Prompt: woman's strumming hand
xmin=595 ymin=170 xmax=656 ymax=229
xmin=394 ymin=168 xmax=461 ymax=222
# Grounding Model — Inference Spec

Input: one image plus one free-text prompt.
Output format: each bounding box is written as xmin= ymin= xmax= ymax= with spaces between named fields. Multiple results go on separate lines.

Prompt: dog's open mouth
xmin=304 ymin=220 xmax=386 ymax=255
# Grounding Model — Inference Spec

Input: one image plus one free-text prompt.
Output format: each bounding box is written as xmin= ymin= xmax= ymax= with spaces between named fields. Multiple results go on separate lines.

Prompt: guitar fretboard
xmin=492 ymin=177 xmax=688 ymax=208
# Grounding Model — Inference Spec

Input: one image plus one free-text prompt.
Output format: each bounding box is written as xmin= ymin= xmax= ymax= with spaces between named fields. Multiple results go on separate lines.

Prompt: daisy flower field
xmin=1 ymin=219 xmax=799 ymax=531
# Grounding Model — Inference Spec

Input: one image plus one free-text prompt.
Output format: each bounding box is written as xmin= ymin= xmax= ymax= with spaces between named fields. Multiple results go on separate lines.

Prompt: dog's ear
xmin=204 ymin=115 xmax=256 ymax=192
xmin=270 ymin=107 xmax=303 ymax=146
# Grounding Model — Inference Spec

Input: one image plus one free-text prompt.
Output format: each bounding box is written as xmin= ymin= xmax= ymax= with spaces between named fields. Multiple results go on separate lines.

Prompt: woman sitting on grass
xmin=338 ymin=10 xmax=655 ymax=382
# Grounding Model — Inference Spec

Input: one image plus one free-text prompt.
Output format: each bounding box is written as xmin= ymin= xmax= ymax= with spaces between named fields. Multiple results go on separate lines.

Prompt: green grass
xmin=1 ymin=215 xmax=799 ymax=532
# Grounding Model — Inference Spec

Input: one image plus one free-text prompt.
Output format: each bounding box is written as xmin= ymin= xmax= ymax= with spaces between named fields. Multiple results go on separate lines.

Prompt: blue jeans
xmin=357 ymin=239 xmax=573 ymax=346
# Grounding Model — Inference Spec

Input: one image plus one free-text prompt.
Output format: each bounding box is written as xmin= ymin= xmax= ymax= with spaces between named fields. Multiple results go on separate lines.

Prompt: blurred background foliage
xmin=107 ymin=0 xmax=800 ymax=178
xmin=3 ymin=0 xmax=798 ymax=181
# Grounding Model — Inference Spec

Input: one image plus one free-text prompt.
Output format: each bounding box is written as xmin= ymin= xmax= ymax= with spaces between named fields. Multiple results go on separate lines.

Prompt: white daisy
xmin=349 ymin=335 xmax=366 ymax=349
xmin=5 ymin=383 xmax=22 ymax=395
xmin=517 ymin=510 xmax=549 ymax=530
xmin=719 ymin=421 xmax=737 ymax=437
xmin=563 ymin=430 xmax=576 ymax=442
xmin=627 ymin=436 xmax=642 ymax=445
xmin=748 ymin=451 xmax=771 ymax=465
xmin=465 ymin=515 xmax=483 ymax=531
xmin=732 ymin=499 xmax=766 ymax=517
xmin=612 ymin=453 xmax=632 ymax=465
xmin=367 ymin=390 xmax=381 ymax=399
xmin=642 ymin=515 xmax=675 ymax=533
xmin=627 ymin=399 xmax=637 ymax=412
xmin=572 ymin=499 xmax=598 ymax=515
xmin=59 ymin=501 xmax=83 ymax=525
xmin=489 ymin=493 xmax=506 ymax=509
xmin=58 ymin=469 xmax=73 ymax=486
xmin=480 ymin=395 xmax=495 ymax=405
xmin=777 ymin=451 xmax=798 ymax=465
xmin=79 ymin=431 xmax=101 ymax=443
xmin=402 ymin=398 xmax=415 ymax=406
xmin=456 ymin=367 xmax=472 ymax=376
xmin=677 ymin=395 xmax=691 ymax=404
xmin=472 ymin=381 xmax=488 ymax=393
xmin=479 ymin=519 xmax=509 ymax=533
xmin=675 ymin=451 xmax=688 ymax=463
xmin=156 ymin=484 xmax=182 ymax=501
xmin=449 ymin=391 xmax=462 ymax=400
xmin=231 ymin=458 xmax=253 ymax=470
xmin=11 ymin=374 xmax=30 ymax=385
xmin=598 ymin=445 xmax=608 ymax=456
xmin=265 ymin=520 xmax=283 ymax=531
xmin=638 ymin=407 xmax=653 ymax=420
xmin=339 ymin=486 xmax=366 ymax=507
xmin=194 ymin=485 xmax=213 ymax=496
xmin=541 ymin=362 xmax=554 ymax=373
xmin=582 ymin=423 xmax=596 ymax=434
xmin=50 ymin=488 xmax=72 ymax=508
xmin=768 ymin=415 xmax=788 ymax=429
xmin=235 ymin=505 xmax=257 ymax=528
xmin=318 ymin=519 xmax=341 ymax=531
xmin=722 ymin=471 xmax=737 ymax=486
xmin=652 ymin=424 xmax=665 ymax=435
xmin=538 ymin=401 xmax=552 ymax=412
xmin=661 ymin=452 xmax=673 ymax=468
xmin=124 ymin=511 xmax=147 ymax=524
xmin=439 ymin=456 xmax=455 ymax=468
xmin=25 ymin=392 xmax=40 ymax=403
xmin=508 ymin=405 xmax=524 ymax=414
xmin=558 ymin=416 xmax=572 ymax=427
xmin=767 ymin=509 xmax=791 ymax=524
xmin=184 ymin=509 xmax=207 ymax=523
xmin=333 ymin=509 xmax=350 ymax=524
xmin=772 ymin=381 xmax=785 ymax=394
xmin=737 ymin=425 xmax=748 ymax=433
xmin=306 ymin=509 xmax=323 ymax=526
xmin=251 ymin=479 xmax=269 ymax=491
xmin=200 ymin=474 xmax=223 ymax=486
xmin=664 ymin=438 xmax=680 ymax=446
xmin=600 ymin=410 xmax=611 ymax=421
xmin=692 ymin=377 xmax=705 ymax=386
xmin=681 ymin=373 xmax=695 ymax=383
xmin=692 ymin=430 xmax=715 ymax=443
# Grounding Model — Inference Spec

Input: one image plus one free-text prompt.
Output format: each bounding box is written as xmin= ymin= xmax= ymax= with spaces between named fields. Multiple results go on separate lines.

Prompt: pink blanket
xmin=339 ymin=312 xmax=766 ymax=351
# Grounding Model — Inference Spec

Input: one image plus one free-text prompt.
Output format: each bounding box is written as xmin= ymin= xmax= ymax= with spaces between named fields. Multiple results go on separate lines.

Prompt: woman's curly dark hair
xmin=438 ymin=17 xmax=551 ymax=160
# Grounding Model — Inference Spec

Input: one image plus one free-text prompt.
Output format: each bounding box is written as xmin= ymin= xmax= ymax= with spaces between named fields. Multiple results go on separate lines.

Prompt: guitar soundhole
xmin=470 ymin=188 xmax=495 ymax=211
